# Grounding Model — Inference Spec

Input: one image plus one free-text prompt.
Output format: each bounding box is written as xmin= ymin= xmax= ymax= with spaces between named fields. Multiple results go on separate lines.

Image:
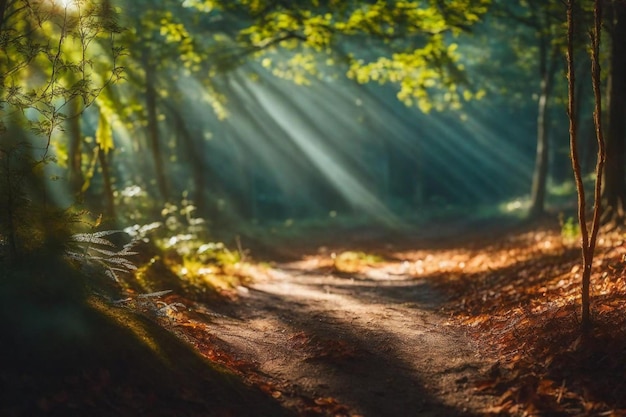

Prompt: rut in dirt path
xmin=204 ymin=261 xmax=497 ymax=417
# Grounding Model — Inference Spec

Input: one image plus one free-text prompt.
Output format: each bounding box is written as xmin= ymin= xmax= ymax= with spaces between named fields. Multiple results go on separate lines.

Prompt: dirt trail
xmin=196 ymin=256 xmax=498 ymax=417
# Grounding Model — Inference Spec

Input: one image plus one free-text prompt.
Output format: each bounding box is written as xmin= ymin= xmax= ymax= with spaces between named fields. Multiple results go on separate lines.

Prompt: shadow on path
xmin=204 ymin=266 xmax=497 ymax=416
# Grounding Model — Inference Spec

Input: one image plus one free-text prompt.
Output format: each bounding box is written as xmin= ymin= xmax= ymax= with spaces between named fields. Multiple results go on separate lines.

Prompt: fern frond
xmin=67 ymin=230 xmax=138 ymax=281
xmin=86 ymin=246 xmax=119 ymax=257
xmin=96 ymin=256 xmax=133 ymax=266
xmin=138 ymin=290 xmax=173 ymax=298
xmin=65 ymin=251 xmax=84 ymax=261
xmin=108 ymin=267 xmax=133 ymax=274
xmin=104 ymin=268 xmax=120 ymax=282
xmin=89 ymin=230 xmax=125 ymax=238
xmin=70 ymin=233 xmax=117 ymax=247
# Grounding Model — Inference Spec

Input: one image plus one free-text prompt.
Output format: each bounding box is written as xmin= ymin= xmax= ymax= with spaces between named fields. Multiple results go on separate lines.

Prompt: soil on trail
xmin=183 ymin=231 xmax=502 ymax=416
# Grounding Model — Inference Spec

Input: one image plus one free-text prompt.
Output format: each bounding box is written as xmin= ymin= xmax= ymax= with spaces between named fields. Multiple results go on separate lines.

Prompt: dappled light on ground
xmin=163 ymin=261 xmax=492 ymax=416
xmin=3 ymin=1 xmax=626 ymax=415
xmin=158 ymin=218 xmax=626 ymax=416
xmin=421 ymin=221 xmax=626 ymax=416
xmin=4 ymin=218 xmax=626 ymax=416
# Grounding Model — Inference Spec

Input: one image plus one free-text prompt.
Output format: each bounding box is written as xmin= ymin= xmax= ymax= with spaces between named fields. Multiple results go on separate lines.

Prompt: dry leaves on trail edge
xmin=431 ymin=225 xmax=626 ymax=416
xmin=162 ymin=304 xmax=357 ymax=417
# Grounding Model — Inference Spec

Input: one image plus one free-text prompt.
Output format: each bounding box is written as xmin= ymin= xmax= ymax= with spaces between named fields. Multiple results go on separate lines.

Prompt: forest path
xmin=192 ymin=253 xmax=499 ymax=416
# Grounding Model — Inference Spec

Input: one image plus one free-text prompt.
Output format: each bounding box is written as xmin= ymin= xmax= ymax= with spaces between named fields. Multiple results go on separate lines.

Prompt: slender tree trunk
xmin=97 ymin=147 xmax=116 ymax=221
xmin=566 ymin=0 xmax=589 ymax=329
xmin=168 ymin=107 xmax=208 ymax=217
xmin=67 ymin=104 xmax=84 ymax=196
xmin=567 ymin=0 xmax=606 ymax=332
xmin=1 ymin=149 xmax=18 ymax=261
xmin=575 ymin=63 xmax=595 ymax=175
xmin=0 ymin=0 xmax=8 ymax=29
xmin=65 ymin=65 xmax=90 ymax=197
xmin=529 ymin=37 xmax=558 ymax=217
xmin=584 ymin=0 xmax=606 ymax=331
xmin=601 ymin=1 xmax=626 ymax=224
xmin=142 ymin=48 xmax=169 ymax=202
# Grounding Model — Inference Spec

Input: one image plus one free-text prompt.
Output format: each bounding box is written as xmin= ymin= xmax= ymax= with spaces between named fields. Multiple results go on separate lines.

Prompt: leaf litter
xmin=16 ymin=218 xmax=626 ymax=416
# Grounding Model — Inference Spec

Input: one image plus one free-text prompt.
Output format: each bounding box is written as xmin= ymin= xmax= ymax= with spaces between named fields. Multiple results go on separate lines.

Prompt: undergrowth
xmin=332 ymin=250 xmax=385 ymax=273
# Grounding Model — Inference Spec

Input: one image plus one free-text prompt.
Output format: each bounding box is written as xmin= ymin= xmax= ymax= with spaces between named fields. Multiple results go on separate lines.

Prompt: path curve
xmin=200 ymin=259 xmax=497 ymax=416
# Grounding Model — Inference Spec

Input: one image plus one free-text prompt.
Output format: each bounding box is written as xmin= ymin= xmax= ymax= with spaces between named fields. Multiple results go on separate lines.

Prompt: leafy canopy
xmin=182 ymin=0 xmax=491 ymax=112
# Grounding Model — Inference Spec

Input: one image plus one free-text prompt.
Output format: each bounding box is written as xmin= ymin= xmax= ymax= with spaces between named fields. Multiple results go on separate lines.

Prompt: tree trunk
xmin=142 ymin=48 xmax=169 ymax=202
xmin=67 ymin=106 xmax=84 ymax=196
xmin=529 ymin=37 xmax=558 ymax=217
xmin=168 ymin=106 xmax=209 ymax=217
xmin=97 ymin=147 xmax=116 ymax=221
xmin=0 ymin=0 xmax=8 ymax=29
xmin=601 ymin=1 xmax=626 ymax=224
xmin=1 ymin=148 xmax=18 ymax=261
xmin=566 ymin=0 xmax=606 ymax=332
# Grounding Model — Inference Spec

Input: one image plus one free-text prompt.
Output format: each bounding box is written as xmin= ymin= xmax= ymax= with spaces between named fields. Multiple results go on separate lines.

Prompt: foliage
xmin=0 ymin=0 xmax=123 ymax=261
xmin=0 ymin=140 xmax=85 ymax=260
xmin=559 ymin=214 xmax=581 ymax=242
xmin=0 ymin=0 xmax=124 ymax=148
xmin=332 ymin=250 xmax=384 ymax=273
xmin=58 ymin=0 xmax=575 ymax=228
xmin=66 ymin=229 xmax=138 ymax=282
xmin=216 ymin=0 xmax=492 ymax=112
xmin=121 ymin=194 xmax=247 ymax=296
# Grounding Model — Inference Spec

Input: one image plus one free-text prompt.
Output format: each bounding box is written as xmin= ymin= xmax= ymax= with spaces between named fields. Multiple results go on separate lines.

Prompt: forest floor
xmin=3 ymin=216 xmax=626 ymax=416
xmin=176 ymin=246 xmax=495 ymax=416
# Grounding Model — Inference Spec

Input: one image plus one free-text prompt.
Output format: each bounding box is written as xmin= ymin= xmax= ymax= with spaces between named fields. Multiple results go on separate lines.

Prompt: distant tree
xmin=601 ymin=0 xmax=626 ymax=225
xmin=495 ymin=1 xmax=564 ymax=217
xmin=103 ymin=0 xmax=231 ymax=208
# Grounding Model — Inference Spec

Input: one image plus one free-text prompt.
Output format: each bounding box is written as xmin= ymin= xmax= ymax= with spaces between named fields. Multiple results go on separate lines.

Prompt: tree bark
xmin=97 ymin=147 xmax=116 ymax=221
xmin=566 ymin=0 xmax=591 ymax=330
xmin=168 ymin=106 xmax=209 ymax=217
xmin=601 ymin=1 xmax=626 ymax=224
xmin=67 ymin=109 xmax=84 ymax=196
xmin=529 ymin=35 xmax=559 ymax=217
xmin=1 ymin=149 xmax=18 ymax=261
xmin=566 ymin=0 xmax=606 ymax=332
xmin=142 ymin=48 xmax=169 ymax=202
xmin=0 ymin=0 xmax=9 ymax=29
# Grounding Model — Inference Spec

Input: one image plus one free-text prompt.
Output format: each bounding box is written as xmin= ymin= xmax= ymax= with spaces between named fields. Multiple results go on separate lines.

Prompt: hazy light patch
xmin=225 ymin=73 xmax=315 ymax=187
xmin=346 ymin=82 xmax=530 ymax=202
xmin=300 ymin=80 xmax=394 ymax=179
xmin=103 ymin=119 xmax=142 ymax=190
xmin=56 ymin=0 xmax=78 ymax=10
xmin=462 ymin=116 xmax=532 ymax=181
xmin=461 ymin=104 xmax=533 ymax=177
xmin=44 ymin=153 xmax=74 ymax=208
xmin=245 ymin=79 xmax=401 ymax=225
xmin=174 ymin=73 xmax=344 ymax=215
xmin=421 ymin=113 xmax=527 ymax=201
xmin=502 ymin=198 xmax=530 ymax=213
xmin=135 ymin=58 xmax=538 ymax=225
xmin=269 ymin=77 xmax=391 ymax=190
